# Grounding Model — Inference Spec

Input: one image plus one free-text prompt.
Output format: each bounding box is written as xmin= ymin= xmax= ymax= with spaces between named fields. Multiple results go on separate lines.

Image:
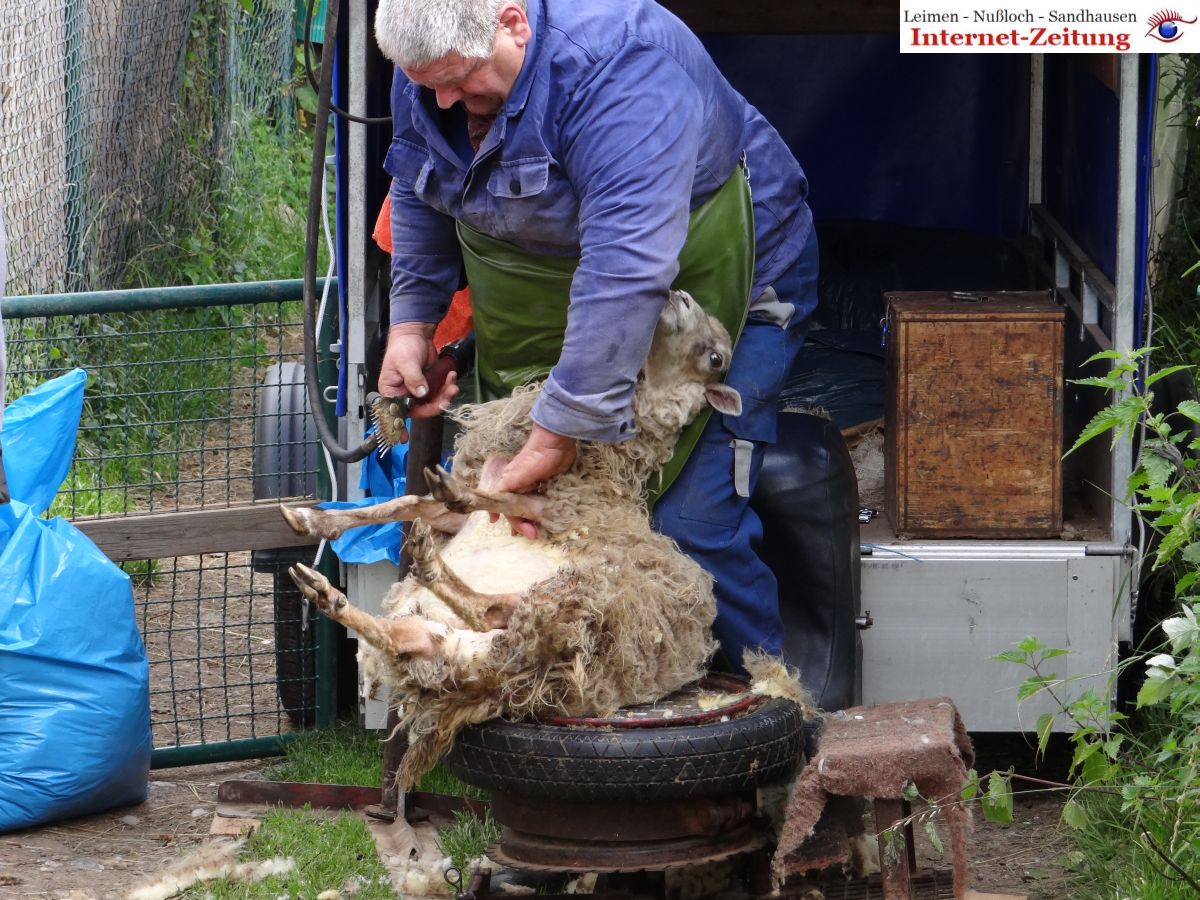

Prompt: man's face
xmin=404 ymin=52 xmax=507 ymax=115
xmin=402 ymin=5 xmax=529 ymax=116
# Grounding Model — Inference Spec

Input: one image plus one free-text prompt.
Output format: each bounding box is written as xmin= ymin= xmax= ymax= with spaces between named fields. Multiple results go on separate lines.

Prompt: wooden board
xmin=74 ymin=500 xmax=319 ymax=562
xmin=884 ymin=291 xmax=1064 ymax=538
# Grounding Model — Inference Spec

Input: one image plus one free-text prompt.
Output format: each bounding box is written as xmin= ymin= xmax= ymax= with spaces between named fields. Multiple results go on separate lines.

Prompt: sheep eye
xmin=708 ymin=351 xmax=724 ymax=370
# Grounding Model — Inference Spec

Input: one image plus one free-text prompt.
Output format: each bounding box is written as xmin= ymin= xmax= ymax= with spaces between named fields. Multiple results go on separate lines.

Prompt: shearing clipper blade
xmin=366 ymin=392 xmax=412 ymax=453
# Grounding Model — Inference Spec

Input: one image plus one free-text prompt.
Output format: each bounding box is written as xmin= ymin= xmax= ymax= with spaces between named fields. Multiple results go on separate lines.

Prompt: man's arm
xmin=531 ymin=39 xmax=703 ymax=444
xmin=495 ymin=42 xmax=704 ymax=529
xmin=382 ymin=72 xmax=463 ymax=414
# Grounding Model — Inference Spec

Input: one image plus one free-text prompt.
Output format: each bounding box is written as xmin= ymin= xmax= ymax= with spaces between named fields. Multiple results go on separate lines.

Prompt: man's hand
xmin=493 ymin=424 xmax=578 ymax=538
xmin=380 ymin=323 xmax=459 ymax=420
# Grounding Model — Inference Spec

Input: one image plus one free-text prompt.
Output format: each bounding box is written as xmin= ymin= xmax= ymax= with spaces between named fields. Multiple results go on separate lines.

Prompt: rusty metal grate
xmin=789 ymin=871 xmax=957 ymax=899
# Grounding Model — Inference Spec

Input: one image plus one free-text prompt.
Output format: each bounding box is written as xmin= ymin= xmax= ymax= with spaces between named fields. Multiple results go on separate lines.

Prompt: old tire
xmin=445 ymin=696 xmax=804 ymax=802
xmin=271 ymin=565 xmax=317 ymax=727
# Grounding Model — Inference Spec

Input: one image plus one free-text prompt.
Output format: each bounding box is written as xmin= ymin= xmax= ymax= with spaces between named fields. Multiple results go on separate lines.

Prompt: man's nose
xmin=434 ymin=86 xmax=461 ymax=109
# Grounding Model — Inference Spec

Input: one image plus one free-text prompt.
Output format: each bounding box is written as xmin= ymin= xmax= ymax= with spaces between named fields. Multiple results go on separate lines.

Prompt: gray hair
xmin=375 ymin=0 xmax=526 ymax=68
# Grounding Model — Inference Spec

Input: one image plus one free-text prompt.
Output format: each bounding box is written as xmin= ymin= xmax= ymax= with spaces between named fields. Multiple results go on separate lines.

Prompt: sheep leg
xmin=287 ymin=563 xmax=437 ymax=659
xmin=424 ymin=465 xmax=549 ymax=524
xmin=280 ymin=496 xmax=468 ymax=540
xmin=405 ymin=520 xmax=522 ymax=630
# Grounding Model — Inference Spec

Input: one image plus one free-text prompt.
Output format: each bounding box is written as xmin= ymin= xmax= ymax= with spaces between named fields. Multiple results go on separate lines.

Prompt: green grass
xmin=174 ymin=725 xmax=493 ymax=897
xmin=437 ymin=808 xmax=502 ymax=875
xmin=177 ymin=808 xmax=393 ymax=899
xmin=1064 ymin=790 xmax=1199 ymax=899
xmin=265 ymin=722 xmax=387 ymax=787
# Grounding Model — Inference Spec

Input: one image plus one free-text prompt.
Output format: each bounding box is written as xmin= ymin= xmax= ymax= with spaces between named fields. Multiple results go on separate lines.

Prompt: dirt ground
xmin=0 ymin=737 xmax=1075 ymax=900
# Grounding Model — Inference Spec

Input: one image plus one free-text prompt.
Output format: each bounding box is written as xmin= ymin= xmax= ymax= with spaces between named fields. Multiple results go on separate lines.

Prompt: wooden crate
xmin=884 ymin=290 xmax=1064 ymax=538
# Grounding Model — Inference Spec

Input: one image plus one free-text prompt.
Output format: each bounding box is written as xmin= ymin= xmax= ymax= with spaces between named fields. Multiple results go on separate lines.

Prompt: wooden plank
xmin=660 ymin=0 xmax=899 ymax=34
xmin=73 ymin=501 xmax=320 ymax=562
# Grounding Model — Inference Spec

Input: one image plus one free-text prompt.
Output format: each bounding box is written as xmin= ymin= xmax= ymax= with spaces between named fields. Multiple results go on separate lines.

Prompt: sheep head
xmin=638 ymin=290 xmax=743 ymax=431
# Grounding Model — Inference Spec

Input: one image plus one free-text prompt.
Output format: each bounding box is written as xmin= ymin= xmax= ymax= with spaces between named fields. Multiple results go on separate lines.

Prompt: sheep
xmin=281 ymin=289 xmax=743 ymax=790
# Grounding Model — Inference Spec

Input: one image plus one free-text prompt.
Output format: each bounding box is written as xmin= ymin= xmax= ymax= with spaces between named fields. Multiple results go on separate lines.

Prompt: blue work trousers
xmin=652 ymin=235 xmax=819 ymax=672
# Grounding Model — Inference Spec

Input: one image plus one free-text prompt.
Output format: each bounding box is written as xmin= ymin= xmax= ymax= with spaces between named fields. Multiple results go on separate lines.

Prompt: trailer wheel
xmin=266 ymin=561 xmax=317 ymax=726
xmin=445 ymin=685 xmax=804 ymax=802
xmin=251 ymin=362 xmax=322 ymax=726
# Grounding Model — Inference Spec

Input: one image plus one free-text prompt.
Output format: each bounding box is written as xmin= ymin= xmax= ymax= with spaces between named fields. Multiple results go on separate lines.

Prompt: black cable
xmin=304 ymin=0 xmax=392 ymax=126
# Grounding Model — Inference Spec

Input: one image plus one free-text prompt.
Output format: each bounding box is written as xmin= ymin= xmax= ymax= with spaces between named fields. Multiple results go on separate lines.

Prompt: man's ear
xmin=705 ymin=383 xmax=742 ymax=416
xmin=498 ymin=3 xmax=531 ymax=43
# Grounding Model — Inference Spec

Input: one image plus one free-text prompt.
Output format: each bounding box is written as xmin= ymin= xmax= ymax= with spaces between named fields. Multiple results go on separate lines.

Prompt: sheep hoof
xmin=424 ymin=465 xmax=474 ymax=513
xmin=280 ymin=505 xmax=310 ymax=535
xmin=288 ymin=563 xmax=335 ymax=613
xmin=404 ymin=520 xmax=440 ymax=583
xmin=279 ymin=505 xmax=346 ymax=540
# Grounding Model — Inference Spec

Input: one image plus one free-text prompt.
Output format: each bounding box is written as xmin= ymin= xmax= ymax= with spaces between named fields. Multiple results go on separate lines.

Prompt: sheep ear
xmin=705 ymin=383 xmax=742 ymax=416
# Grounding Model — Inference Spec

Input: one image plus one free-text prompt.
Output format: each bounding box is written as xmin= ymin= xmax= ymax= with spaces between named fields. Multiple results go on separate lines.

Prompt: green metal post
xmin=152 ymin=735 xmax=298 ymax=769
xmin=1 ymin=278 xmax=334 ymax=318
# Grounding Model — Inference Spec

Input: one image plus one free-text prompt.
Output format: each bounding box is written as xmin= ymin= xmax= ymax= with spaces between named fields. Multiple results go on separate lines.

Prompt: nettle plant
xmin=985 ymin=348 xmax=1200 ymax=887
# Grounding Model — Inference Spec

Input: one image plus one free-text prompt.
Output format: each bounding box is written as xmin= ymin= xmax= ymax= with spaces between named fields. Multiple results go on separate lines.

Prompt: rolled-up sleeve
xmin=531 ymin=40 xmax=703 ymax=442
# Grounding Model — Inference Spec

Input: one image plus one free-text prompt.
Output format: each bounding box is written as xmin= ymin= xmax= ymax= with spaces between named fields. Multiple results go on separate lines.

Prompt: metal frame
xmin=2 ymin=279 xmax=341 ymax=765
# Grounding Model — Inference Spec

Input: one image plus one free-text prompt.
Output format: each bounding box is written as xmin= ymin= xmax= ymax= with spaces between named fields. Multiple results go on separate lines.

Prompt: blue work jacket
xmin=385 ymin=0 xmax=813 ymax=442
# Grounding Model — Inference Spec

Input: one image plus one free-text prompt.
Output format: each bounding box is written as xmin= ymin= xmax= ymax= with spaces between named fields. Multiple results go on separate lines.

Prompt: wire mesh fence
xmin=3 ymin=286 xmax=332 ymax=762
xmin=0 ymin=0 xmax=295 ymax=295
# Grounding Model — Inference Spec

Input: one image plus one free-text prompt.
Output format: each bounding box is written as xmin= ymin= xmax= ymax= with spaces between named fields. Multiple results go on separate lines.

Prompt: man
xmin=374 ymin=0 xmax=818 ymax=671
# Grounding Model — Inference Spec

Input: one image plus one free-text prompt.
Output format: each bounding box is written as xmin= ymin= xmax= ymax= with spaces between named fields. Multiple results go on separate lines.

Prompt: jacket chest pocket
xmin=386 ymin=138 xmax=457 ymax=215
xmin=486 ymin=156 xmax=578 ymax=245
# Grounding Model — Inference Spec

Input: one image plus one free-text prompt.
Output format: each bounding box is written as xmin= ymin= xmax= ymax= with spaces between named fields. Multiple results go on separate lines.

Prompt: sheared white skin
xmin=439 ymin=511 xmax=568 ymax=593
xmin=378 ymin=511 xmax=568 ymax=676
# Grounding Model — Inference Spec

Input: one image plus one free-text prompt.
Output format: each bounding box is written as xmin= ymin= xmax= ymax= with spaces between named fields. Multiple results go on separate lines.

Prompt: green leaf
xmin=960 ymin=769 xmax=980 ymax=802
xmin=1039 ymin=647 xmax=1069 ymax=660
xmin=1069 ymin=374 xmax=1127 ymax=390
xmin=238 ymin=0 xmax=253 ymax=14
xmin=981 ymin=771 xmax=1014 ymax=825
xmin=1016 ymin=636 xmax=1047 ymax=654
xmin=1060 ymin=798 xmax=1088 ymax=830
xmin=992 ymin=648 xmax=1028 ymax=664
xmin=1017 ymin=675 xmax=1055 ymax=702
xmin=902 ymin=781 xmax=920 ymax=802
xmin=1081 ymin=349 xmax=1135 ymax=365
xmin=1136 ymin=674 xmax=1176 ymax=708
xmin=1174 ymin=570 xmax=1200 ymax=597
xmin=924 ymin=820 xmax=944 ymax=855
xmin=1036 ymin=712 xmax=1056 ymax=754
xmin=1079 ymin=747 xmax=1112 ymax=783
xmin=1145 ymin=365 xmax=1194 ymax=387
xmin=1156 ymin=519 xmax=1197 ymax=567
xmin=1140 ymin=452 xmax=1177 ymax=488
xmin=294 ymin=85 xmax=318 ymax=116
xmin=1065 ymin=403 xmax=1139 ymax=457
xmin=1177 ymin=399 xmax=1200 ymax=423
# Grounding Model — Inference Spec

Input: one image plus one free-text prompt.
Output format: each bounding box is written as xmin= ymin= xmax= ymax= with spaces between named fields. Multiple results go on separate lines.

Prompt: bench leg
xmin=875 ymin=798 xmax=915 ymax=900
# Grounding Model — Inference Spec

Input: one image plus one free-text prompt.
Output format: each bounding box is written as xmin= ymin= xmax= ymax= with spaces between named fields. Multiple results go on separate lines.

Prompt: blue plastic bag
xmin=0 ymin=369 xmax=152 ymax=832
xmin=326 ymin=426 xmax=412 ymax=566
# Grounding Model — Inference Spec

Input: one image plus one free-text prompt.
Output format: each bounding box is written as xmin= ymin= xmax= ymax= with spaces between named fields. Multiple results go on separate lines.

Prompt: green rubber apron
xmin=457 ymin=165 xmax=754 ymax=503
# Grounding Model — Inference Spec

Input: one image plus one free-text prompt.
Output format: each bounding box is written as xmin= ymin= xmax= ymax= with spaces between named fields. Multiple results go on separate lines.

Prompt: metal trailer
xmin=318 ymin=4 xmax=1155 ymax=732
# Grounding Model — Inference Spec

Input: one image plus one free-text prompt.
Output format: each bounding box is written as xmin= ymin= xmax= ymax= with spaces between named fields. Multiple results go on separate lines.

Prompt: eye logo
xmin=1146 ymin=9 xmax=1198 ymax=42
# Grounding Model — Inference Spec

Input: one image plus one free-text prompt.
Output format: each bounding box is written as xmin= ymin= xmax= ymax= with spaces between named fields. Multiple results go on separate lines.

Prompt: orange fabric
xmin=374 ymin=193 xmax=474 ymax=351
xmin=372 ymin=194 xmax=394 ymax=253
xmin=433 ymin=290 xmax=473 ymax=349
